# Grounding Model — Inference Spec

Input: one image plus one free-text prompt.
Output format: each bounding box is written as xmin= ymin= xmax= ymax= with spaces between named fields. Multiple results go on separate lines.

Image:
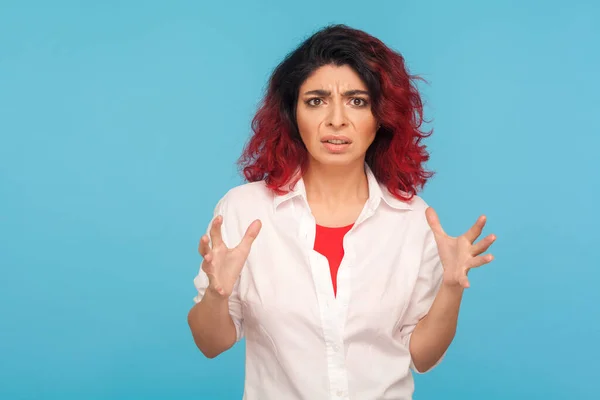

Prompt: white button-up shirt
xmin=193 ymin=165 xmax=445 ymax=400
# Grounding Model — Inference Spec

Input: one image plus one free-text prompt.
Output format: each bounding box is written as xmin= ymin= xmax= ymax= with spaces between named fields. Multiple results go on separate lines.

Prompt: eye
xmin=306 ymin=98 xmax=323 ymax=107
xmin=350 ymin=97 xmax=369 ymax=107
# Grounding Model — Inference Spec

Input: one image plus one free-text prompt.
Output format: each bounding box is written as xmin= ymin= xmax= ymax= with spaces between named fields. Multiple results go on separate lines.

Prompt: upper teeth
xmin=326 ymin=139 xmax=348 ymax=144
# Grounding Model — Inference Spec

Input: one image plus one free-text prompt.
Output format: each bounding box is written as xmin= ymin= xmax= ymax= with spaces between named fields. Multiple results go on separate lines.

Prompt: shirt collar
xmin=273 ymin=163 xmax=413 ymax=212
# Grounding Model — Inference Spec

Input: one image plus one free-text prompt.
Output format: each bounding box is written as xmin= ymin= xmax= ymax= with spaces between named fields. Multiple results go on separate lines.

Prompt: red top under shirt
xmin=314 ymin=223 xmax=354 ymax=297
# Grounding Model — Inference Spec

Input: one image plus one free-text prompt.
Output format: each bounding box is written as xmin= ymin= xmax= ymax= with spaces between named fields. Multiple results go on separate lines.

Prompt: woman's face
xmin=296 ymin=64 xmax=378 ymax=168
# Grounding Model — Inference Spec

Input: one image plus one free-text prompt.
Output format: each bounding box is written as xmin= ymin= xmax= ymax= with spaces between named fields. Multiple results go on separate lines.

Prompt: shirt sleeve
xmin=398 ymin=223 xmax=445 ymax=374
xmin=192 ymin=194 xmax=245 ymax=342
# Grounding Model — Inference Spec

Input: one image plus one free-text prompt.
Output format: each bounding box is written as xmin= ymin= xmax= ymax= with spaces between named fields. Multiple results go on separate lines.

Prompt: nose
xmin=325 ymin=100 xmax=348 ymax=129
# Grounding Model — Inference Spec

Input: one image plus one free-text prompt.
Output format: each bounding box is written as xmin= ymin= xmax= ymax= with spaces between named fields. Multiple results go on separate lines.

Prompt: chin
xmin=312 ymin=153 xmax=361 ymax=167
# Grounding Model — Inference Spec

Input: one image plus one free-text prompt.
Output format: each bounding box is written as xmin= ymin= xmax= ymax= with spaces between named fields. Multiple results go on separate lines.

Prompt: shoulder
xmin=380 ymin=185 xmax=430 ymax=219
xmin=213 ymin=180 xmax=274 ymax=226
xmin=405 ymin=195 xmax=439 ymax=250
xmin=379 ymin=190 xmax=433 ymax=239
xmin=217 ymin=180 xmax=272 ymax=210
xmin=210 ymin=180 xmax=272 ymax=243
xmin=408 ymin=194 xmax=434 ymax=228
xmin=406 ymin=193 xmax=430 ymax=212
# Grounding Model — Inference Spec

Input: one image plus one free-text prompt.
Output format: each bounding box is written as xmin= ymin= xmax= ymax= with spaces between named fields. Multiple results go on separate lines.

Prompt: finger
xmin=468 ymin=253 xmax=494 ymax=269
xmin=201 ymin=258 xmax=209 ymax=274
xmin=201 ymin=254 xmax=217 ymax=284
xmin=210 ymin=285 xmax=226 ymax=297
xmin=471 ymin=234 xmax=496 ymax=256
xmin=209 ymin=215 xmax=224 ymax=247
xmin=457 ymin=269 xmax=470 ymax=288
xmin=464 ymin=215 xmax=487 ymax=243
xmin=462 ymin=276 xmax=470 ymax=288
xmin=425 ymin=207 xmax=446 ymax=237
xmin=237 ymin=219 xmax=262 ymax=253
xmin=201 ymin=258 xmax=212 ymax=281
xmin=202 ymin=262 xmax=225 ymax=297
xmin=198 ymin=235 xmax=210 ymax=257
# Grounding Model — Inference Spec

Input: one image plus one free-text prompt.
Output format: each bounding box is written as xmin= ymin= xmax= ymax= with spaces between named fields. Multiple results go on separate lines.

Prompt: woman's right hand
xmin=198 ymin=215 xmax=262 ymax=298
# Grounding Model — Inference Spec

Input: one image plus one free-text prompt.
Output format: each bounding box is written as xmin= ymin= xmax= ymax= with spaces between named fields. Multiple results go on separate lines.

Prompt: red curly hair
xmin=237 ymin=24 xmax=434 ymax=201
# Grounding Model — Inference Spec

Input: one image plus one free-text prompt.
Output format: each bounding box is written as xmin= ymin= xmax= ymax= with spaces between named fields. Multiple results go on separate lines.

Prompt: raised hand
xmin=425 ymin=207 xmax=496 ymax=289
xmin=198 ymin=215 xmax=262 ymax=298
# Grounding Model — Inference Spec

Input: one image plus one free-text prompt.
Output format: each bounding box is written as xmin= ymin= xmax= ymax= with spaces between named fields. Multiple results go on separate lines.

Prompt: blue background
xmin=1 ymin=1 xmax=599 ymax=399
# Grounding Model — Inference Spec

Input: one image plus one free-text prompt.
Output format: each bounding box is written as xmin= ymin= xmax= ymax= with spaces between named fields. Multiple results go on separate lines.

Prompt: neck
xmin=302 ymin=159 xmax=369 ymax=207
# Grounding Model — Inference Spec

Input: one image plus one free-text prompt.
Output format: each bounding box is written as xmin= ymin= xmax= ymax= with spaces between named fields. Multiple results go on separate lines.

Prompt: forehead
xmin=300 ymin=64 xmax=367 ymax=90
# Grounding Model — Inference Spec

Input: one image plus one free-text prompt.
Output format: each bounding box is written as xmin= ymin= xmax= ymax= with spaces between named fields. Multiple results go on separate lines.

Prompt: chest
xmin=236 ymin=210 xmax=426 ymax=334
xmin=308 ymin=198 xmax=365 ymax=227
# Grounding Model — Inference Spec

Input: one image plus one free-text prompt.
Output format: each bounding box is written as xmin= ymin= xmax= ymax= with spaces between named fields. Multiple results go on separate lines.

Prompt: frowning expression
xmin=296 ymin=64 xmax=378 ymax=167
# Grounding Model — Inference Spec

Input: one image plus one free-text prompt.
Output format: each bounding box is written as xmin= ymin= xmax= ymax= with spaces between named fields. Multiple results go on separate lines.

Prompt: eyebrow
xmin=302 ymin=89 xmax=370 ymax=97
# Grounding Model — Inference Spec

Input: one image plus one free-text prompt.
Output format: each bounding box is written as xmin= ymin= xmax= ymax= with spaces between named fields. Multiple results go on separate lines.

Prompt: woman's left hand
xmin=425 ymin=207 xmax=496 ymax=289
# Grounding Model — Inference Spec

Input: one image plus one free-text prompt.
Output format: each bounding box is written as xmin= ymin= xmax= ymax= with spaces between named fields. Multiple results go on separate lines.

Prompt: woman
xmin=187 ymin=24 xmax=496 ymax=399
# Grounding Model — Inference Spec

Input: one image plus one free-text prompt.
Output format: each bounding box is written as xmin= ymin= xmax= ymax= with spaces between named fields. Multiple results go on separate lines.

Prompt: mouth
xmin=320 ymin=136 xmax=352 ymax=145
xmin=320 ymin=136 xmax=352 ymax=153
xmin=321 ymin=139 xmax=351 ymax=145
